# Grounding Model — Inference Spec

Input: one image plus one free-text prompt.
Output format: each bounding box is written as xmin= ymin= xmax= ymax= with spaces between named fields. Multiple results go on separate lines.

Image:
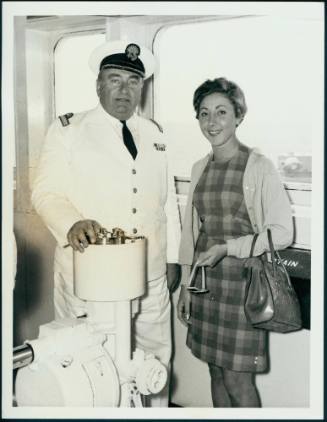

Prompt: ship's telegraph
xmin=73 ymin=227 xmax=147 ymax=302
xmin=13 ymin=227 xmax=167 ymax=407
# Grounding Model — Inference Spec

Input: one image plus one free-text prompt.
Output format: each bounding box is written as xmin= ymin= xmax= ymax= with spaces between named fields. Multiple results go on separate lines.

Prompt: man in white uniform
xmin=31 ymin=40 xmax=181 ymax=407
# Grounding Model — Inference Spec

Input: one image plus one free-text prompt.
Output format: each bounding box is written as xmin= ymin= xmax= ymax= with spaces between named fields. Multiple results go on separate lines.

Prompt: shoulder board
xmin=59 ymin=113 xmax=74 ymax=127
xmin=149 ymin=118 xmax=163 ymax=133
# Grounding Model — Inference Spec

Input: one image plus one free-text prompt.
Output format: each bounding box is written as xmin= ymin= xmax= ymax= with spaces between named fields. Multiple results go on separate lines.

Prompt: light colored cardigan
xmin=178 ymin=149 xmax=294 ymax=265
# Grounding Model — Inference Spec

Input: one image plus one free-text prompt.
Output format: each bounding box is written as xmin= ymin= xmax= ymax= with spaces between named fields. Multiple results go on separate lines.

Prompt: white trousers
xmin=133 ymin=276 xmax=172 ymax=407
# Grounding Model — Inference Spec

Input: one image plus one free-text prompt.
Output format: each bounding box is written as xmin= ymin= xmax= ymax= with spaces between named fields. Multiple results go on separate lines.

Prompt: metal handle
xmin=13 ymin=344 xmax=34 ymax=370
xmin=64 ymin=227 xmax=145 ymax=248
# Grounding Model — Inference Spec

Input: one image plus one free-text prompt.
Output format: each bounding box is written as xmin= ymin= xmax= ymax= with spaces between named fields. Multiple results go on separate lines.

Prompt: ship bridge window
xmin=54 ymin=32 xmax=105 ymax=116
xmin=153 ymin=16 xmax=323 ymax=187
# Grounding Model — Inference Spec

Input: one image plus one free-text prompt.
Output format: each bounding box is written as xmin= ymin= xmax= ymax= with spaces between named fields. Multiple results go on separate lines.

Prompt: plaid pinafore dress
xmin=186 ymin=143 xmax=268 ymax=372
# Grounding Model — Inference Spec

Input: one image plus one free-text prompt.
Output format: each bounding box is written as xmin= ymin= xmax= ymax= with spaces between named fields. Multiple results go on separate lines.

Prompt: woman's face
xmin=198 ymin=92 xmax=242 ymax=147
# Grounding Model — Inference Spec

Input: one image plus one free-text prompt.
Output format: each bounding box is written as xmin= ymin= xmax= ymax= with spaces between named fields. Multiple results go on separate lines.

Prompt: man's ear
xmin=96 ymin=79 xmax=101 ymax=97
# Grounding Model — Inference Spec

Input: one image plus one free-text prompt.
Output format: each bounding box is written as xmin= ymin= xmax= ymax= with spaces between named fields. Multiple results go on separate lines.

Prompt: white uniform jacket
xmin=32 ymin=105 xmax=180 ymax=315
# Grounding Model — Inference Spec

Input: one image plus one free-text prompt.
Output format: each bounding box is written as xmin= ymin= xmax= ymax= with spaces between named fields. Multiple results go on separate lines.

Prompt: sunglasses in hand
xmin=187 ymin=262 xmax=209 ymax=294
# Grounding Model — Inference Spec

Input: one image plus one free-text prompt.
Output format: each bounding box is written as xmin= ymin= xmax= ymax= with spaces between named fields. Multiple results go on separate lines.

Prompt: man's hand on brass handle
xmin=66 ymin=220 xmax=102 ymax=252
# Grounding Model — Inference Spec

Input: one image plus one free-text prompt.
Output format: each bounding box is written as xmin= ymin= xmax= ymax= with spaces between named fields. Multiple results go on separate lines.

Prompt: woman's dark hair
xmin=193 ymin=77 xmax=247 ymax=120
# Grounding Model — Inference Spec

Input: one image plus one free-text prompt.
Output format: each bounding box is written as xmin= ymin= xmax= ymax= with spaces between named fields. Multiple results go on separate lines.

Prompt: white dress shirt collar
xmin=96 ymin=103 xmax=139 ymax=148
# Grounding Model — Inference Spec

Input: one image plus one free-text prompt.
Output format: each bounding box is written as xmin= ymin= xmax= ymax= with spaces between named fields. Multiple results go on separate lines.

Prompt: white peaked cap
xmin=89 ymin=40 xmax=156 ymax=79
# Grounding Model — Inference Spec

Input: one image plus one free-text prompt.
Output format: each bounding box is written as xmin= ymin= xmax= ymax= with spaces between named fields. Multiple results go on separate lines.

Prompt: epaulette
xmin=59 ymin=113 xmax=74 ymax=127
xmin=149 ymin=118 xmax=163 ymax=133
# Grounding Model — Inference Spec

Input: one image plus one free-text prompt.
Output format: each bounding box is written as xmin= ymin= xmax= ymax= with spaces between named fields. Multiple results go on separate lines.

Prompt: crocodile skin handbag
xmin=244 ymin=229 xmax=302 ymax=333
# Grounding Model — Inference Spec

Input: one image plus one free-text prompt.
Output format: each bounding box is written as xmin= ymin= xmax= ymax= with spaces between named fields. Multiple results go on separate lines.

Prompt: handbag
xmin=244 ymin=229 xmax=302 ymax=333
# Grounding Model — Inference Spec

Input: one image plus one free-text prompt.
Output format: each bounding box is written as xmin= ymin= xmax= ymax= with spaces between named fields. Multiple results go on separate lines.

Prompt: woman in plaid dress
xmin=177 ymin=78 xmax=293 ymax=407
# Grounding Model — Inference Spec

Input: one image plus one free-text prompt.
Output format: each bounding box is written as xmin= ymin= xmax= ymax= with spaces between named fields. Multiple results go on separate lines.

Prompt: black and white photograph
xmin=2 ymin=1 xmax=324 ymax=419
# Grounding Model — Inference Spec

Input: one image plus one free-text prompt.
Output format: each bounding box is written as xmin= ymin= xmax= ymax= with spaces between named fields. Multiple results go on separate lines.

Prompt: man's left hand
xmin=166 ymin=263 xmax=181 ymax=293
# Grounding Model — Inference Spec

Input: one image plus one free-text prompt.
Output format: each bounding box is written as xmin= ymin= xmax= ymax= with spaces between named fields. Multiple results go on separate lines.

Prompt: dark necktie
xmin=120 ymin=120 xmax=137 ymax=160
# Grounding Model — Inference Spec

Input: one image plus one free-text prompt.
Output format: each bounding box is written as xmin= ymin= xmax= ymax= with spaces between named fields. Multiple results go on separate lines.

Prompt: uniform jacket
xmin=179 ymin=148 xmax=294 ymax=265
xmin=32 ymin=104 xmax=181 ymax=284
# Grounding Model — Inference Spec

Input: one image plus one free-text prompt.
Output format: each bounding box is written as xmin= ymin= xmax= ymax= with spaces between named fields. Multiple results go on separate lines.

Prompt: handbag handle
xmin=267 ymin=228 xmax=290 ymax=283
xmin=267 ymin=229 xmax=276 ymax=274
xmin=250 ymin=230 xmax=276 ymax=265
xmin=250 ymin=229 xmax=290 ymax=284
xmin=249 ymin=233 xmax=259 ymax=257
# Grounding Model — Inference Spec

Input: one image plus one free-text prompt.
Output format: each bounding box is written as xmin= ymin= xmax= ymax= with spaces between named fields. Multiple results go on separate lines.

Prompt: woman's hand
xmin=177 ymin=286 xmax=192 ymax=327
xmin=196 ymin=243 xmax=227 ymax=267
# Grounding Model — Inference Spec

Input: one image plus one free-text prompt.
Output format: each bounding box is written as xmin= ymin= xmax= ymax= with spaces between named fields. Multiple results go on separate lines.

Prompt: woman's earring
xmin=236 ymin=117 xmax=243 ymax=128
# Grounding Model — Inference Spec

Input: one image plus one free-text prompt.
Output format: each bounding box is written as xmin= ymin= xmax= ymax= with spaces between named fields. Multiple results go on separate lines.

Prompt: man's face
xmin=96 ymin=68 xmax=144 ymax=120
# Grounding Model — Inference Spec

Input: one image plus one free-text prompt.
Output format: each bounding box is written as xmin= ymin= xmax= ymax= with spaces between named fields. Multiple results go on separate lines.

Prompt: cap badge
xmin=125 ymin=43 xmax=141 ymax=61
